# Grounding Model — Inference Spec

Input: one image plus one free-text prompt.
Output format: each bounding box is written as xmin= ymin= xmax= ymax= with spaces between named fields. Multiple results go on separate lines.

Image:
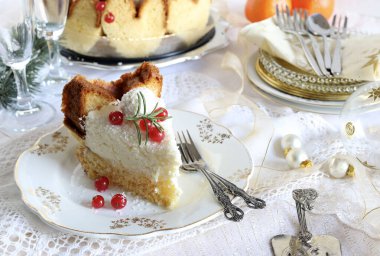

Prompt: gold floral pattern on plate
xmin=227 ymin=168 xmax=251 ymax=182
xmin=110 ymin=217 xmax=166 ymax=230
xmin=197 ymin=119 xmax=231 ymax=144
xmin=35 ymin=187 xmax=61 ymax=213
xmin=31 ymin=132 xmax=69 ymax=155
xmin=368 ymin=87 xmax=380 ymax=101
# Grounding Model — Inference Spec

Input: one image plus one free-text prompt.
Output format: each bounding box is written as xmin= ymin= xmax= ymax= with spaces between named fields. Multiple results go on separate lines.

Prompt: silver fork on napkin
xmin=176 ymin=130 xmax=266 ymax=221
xmin=331 ymin=14 xmax=348 ymax=76
xmin=275 ymin=4 xmax=325 ymax=77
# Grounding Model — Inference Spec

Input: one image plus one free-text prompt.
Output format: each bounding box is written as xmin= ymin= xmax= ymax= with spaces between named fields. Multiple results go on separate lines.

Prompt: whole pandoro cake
xmin=62 ymin=0 xmax=211 ymax=58
xmin=61 ymin=63 xmax=182 ymax=208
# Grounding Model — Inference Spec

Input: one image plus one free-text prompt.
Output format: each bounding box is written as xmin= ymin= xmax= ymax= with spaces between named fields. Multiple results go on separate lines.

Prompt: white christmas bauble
xmin=281 ymin=134 xmax=302 ymax=150
xmin=328 ymin=157 xmax=349 ymax=178
xmin=286 ymin=148 xmax=308 ymax=169
xmin=341 ymin=81 xmax=380 ymax=167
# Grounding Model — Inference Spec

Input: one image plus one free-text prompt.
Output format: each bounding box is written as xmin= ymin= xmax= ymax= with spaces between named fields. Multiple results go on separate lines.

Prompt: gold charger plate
xmin=256 ymin=50 xmax=366 ymax=101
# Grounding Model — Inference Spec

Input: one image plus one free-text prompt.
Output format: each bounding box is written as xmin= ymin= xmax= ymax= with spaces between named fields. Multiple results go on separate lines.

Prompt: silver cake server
xmin=271 ymin=189 xmax=341 ymax=256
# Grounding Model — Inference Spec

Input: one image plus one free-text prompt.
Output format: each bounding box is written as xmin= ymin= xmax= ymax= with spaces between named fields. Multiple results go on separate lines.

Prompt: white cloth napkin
xmin=239 ymin=17 xmax=380 ymax=81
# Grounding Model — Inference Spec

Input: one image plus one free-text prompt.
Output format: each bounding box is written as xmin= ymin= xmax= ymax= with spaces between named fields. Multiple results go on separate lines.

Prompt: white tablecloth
xmin=1 ymin=0 xmax=380 ymax=255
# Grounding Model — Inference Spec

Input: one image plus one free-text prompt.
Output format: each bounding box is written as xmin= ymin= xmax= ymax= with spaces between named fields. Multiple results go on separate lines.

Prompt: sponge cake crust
xmin=61 ymin=62 xmax=162 ymax=138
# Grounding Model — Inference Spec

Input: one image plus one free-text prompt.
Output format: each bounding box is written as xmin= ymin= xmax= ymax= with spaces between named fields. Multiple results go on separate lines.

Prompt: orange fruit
xmin=292 ymin=0 xmax=335 ymax=19
xmin=245 ymin=0 xmax=292 ymax=23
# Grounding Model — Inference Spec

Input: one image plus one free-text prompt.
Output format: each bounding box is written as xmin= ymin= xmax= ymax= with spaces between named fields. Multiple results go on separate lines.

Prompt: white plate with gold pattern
xmin=14 ymin=109 xmax=253 ymax=238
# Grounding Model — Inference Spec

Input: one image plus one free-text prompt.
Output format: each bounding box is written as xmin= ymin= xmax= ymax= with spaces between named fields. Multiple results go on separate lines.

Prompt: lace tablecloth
xmin=2 ymin=0 xmax=380 ymax=255
xmin=1 ymin=67 xmax=380 ymax=255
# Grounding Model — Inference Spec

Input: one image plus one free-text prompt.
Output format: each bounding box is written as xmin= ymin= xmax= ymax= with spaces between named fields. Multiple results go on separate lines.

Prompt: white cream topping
xmin=121 ymin=87 xmax=163 ymax=116
xmin=84 ymin=88 xmax=181 ymax=183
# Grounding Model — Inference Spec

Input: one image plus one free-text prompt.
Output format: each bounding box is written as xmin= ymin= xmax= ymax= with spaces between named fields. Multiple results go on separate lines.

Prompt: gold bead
xmin=346 ymin=164 xmax=355 ymax=177
xmin=300 ymin=160 xmax=313 ymax=168
xmin=284 ymin=148 xmax=291 ymax=157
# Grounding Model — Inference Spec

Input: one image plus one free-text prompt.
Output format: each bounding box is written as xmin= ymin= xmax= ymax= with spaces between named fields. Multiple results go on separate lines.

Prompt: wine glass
xmin=33 ymin=0 xmax=70 ymax=93
xmin=0 ymin=0 xmax=54 ymax=134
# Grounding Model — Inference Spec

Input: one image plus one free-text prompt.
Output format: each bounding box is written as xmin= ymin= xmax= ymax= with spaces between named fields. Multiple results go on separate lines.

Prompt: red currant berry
xmin=111 ymin=193 xmax=127 ymax=209
xmin=94 ymin=176 xmax=109 ymax=192
xmin=95 ymin=1 xmax=106 ymax=11
xmin=108 ymin=111 xmax=123 ymax=125
xmin=148 ymin=127 xmax=165 ymax=143
xmin=139 ymin=119 xmax=152 ymax=132
xmin=154 ymin=107 xmax=168 ymax=122
xmin=104 ymin=12 xmax=115 ymax=23
xmin=92 ymin=195 xmax=104 ymax=209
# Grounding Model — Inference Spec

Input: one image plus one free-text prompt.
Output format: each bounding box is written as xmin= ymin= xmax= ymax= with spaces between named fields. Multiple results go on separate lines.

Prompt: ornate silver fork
xmin=176 ymin=131 xmax=266 ymax=221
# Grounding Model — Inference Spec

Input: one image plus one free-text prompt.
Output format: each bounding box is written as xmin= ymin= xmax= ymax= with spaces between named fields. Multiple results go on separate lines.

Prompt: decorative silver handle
xmin=308 ymin=34 xmax=331 ymax=77
xmin=199 ymin=168 xmax=244 ymax=222
xmin=293 ymin=32 xmax=323 ymax=76
xmin=181 ymin=162 xmax=266 ymax=210
xmin=331 ymin=36 xmax=342 ymax=75
xmin=207 ymin=171 xmax=266 ymax=209
xmin=292 ymin=188 xmax=318 ymax=245
xmin=272 ymin=189 xmax=341 ymax=255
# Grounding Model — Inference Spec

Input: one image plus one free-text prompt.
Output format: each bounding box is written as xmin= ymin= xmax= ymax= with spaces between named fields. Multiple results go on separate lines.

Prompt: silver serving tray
xmin=61 ymin=19 xmax=229 ymax=71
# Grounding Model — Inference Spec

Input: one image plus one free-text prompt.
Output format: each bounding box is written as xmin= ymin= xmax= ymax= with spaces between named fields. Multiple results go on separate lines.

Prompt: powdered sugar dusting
xmin=121 ymin=88 xmax=164 ymax=116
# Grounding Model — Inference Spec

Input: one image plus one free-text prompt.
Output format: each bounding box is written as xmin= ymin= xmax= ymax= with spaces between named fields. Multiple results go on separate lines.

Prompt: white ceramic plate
xmin=14 ymin=109 xmax=253 ymax=238
xmin=247 ymin=52 xmax=344 ymax=115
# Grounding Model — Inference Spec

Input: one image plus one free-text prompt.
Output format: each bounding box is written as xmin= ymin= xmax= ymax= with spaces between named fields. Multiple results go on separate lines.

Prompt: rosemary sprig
xmin=125 ymin=92 xmax=171 ymax=145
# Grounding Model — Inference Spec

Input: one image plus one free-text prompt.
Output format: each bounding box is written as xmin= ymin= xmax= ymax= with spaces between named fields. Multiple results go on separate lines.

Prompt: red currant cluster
xmin=91 ymin=176 xmax=127 ymax=210
xmin=108 ymin=107 xmax=169 ymax=143
xmin=95 ymin=0 xmax=115 ymax=24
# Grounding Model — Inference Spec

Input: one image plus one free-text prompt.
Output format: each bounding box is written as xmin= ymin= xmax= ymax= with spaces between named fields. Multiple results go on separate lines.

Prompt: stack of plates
xmin=247 ymin=50 xmax=366 ymax=114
